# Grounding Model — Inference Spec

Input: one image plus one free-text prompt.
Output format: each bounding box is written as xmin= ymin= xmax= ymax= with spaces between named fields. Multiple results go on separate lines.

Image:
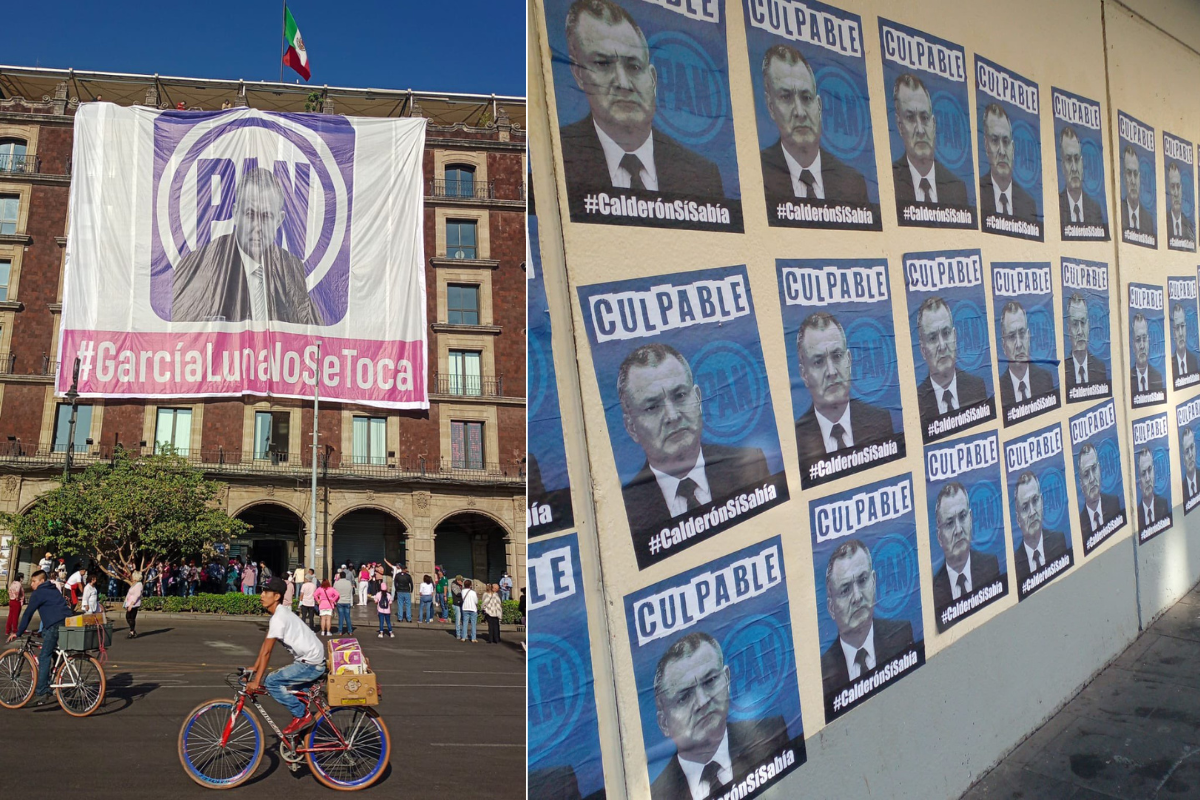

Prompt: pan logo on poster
xmin=992 ymin=262 xmax=1060 ymax=426
xmin=1168 ymin=277 xmax=1200 ymax=391
xmin=1163 ymin=133 xmax=1195 ymax=252
xmin=544 ymin=0 xmax=744 ymax=232
xmin=1118 ymin=112 xmax=1157 ymax=248
xmin=1004 ymin=422 xmax=1074 ymax=600
xmin=1177 ymin=397 xmax=1200 ymax=514
xmin=976 ymin=56 xmax=1043 ymax=241
xmin=743 ymin=0 xmax=881 ymax=230
xmin=1132 ymin=413 xmax=1173 ymax=542
xmin=1069 ymin=400 xmax=1127 ymax=553
xmin=1129 ymin=283 xmax=1166 ymax=409
xmin=1052 ymin=88 xmax=1109 ymax=241
xmin=1062 ymin=258 xmax=1112 ymax=402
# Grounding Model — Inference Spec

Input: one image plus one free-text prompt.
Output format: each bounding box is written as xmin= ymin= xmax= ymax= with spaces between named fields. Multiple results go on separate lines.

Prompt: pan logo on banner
xmin=1163 ymin=132 xmax=1196 ymax=252
xmin=528 ymin=211 xmax=575 ymax=537
xmin=1052 ymin=87 xmax=1109 ymax=241
xmin=742 ymin=0 xmax=881 ymax=231
xmin=992 ymin=262 xmax=1060 ymax=425
xmin=1177 ymin=397 xmax=1200 ymax=514
xmin=809 ymin=474 xmax=924 ymax=722
xmin=1068 ymin=399 xmax=1127 ymax=553
xmin=903 ymin=249 xmax=996 ymax=442
xmin=60 ymin=105 xmax=428 ymax=409
xmin=975 ymin=56 xmax=1043 ymax=241
xmin=1117 ymin=111 xmax=1157 ymax=248
xmin=528 ymin=535 xmax=606 ymax=800
xmin=577 ymin=266 xmax=789 ymax=569
xmin=1129 ymin=282 xmax=1166 ymax=408
xmin=625 ymin=538 xmax=805 ymax=799
xmin=1168 ymin=276 xmax=1200 ymax=391
xmin=543 ymin=0 xmax=743 ymax=232
xmin=1062 ymin=258 xmax=1112 ymax=403
xmin=776 ymin=259 xmax=905 ymax=488
xmin=878 ymin=18 xmax=977 ymax=230
xmin=1132 ymin=412 xmax=1173 ymax=542
xmin=923 ymin=431 xmax=1009 ymax=632
xmin=1004 ymin=422 xmax=1073 ymax=600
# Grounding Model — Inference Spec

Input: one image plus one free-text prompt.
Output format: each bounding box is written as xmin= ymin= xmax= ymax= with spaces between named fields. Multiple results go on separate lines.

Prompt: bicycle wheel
xmin=305 ymin=706 xmax=391 ymax=790
xmin=55 ymin=653 xmax=106 ymax=717
xmin=178 ymin=699 xmax=264 ymax=789
xmin=0 ymin=649 xmax=36 ymax=709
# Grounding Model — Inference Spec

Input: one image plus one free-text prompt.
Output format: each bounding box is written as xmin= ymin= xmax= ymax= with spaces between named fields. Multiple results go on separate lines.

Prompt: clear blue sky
xmin=7 ymin=1 xmax=525 ymax=97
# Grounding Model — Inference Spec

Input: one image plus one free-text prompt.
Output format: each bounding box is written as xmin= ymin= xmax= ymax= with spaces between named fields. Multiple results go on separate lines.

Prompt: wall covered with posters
xmin=527 ymin=0 xmax=1200 ymax=796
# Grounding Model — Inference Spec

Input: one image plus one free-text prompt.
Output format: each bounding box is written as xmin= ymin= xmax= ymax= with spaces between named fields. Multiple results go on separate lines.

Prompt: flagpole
xmin=280 ymin=1 xmax=286 ymax=83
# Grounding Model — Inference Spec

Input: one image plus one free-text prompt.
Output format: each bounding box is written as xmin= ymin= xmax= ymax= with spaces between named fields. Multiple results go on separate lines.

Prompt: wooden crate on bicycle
xmin=325 ymin=638 xmax=379 ymax=706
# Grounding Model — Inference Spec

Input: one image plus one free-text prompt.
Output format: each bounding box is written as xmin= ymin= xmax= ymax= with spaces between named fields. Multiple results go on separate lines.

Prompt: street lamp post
xmin=63 ymin=356 xmax=81 ymax=482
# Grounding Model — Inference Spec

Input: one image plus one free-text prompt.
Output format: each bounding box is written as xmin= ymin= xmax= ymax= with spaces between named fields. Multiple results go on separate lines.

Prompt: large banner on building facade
xmin=1133 ymin=412 xmax=1173 ymax=543
xmin=528 ymin=534 xmax=606 ymax=800
xmin=60 ymin=104 xmax=427 ymax=409
xmin=742 ymin=0 xmax=881 ymax=231
xmin=624 ymin=537 xmax=805 ymax=798
xmin=1117 ymin=111 xmax=1157 ymax=249
xmin=1052 ymin=87 xmax=1109 ymax=242
xmin=1062 ymin=258 xmax=1112 ymax=403
xmin=1068 ymin=399 xmax=1127 ymax=554
xmin=975 ymin=56 xmax=1043 ymax=241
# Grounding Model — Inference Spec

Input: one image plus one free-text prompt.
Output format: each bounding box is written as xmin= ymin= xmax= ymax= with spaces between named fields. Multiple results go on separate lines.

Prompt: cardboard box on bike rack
xmin=64 ymin=611 xmax=107 ymax=628
xmin=326 ymin=670 xmax=379 ymax=706
xmin=59 ymin=622 xmax=113 ymax=651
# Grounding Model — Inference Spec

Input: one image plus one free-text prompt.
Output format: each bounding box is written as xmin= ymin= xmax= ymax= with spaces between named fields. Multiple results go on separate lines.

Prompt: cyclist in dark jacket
xmin=6 ymin=569 xmax=73 ymax=705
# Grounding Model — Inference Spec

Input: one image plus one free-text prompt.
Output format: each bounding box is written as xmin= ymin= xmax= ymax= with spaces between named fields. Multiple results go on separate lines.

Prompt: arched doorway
xmin=234 ymin=503 xmax=306 ymax=580
xmin=332 ymin=508 xmax=407 ymax=572
xmin=434 ymin=512 xmax=509 ymax=584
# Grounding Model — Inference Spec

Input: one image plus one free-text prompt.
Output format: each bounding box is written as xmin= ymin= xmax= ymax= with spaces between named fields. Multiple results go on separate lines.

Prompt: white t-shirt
xmin=462 ymin=588 xmax=479 ymax=612
xmin=267 ymin=605 xmax=326 ymax=667
xmin=66 ymin=572 xmax=84 ymax=590
xmin=82 ymin=584 xmax=100 ymax=613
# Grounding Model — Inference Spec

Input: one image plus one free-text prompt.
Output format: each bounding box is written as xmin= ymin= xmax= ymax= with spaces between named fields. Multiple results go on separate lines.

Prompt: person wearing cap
xmin=246 ymin=576 xmax=327 ymax=736
xmin=37 ymin=552 xmax=53 ymax=574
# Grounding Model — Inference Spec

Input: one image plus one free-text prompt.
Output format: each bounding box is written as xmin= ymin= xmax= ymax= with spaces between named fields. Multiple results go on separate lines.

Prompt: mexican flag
xmin=282 ymin=6 xmax=311 ymax=81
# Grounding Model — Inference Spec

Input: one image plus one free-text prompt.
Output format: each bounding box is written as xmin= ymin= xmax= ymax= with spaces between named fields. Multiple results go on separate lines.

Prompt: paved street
xmin=0 ymin=608 xmax=526 ymax=798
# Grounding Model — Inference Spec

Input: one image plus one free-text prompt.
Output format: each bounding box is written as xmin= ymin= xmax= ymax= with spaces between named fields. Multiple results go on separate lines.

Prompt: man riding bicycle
xmin=245 ymin=576 xmax=327 ymax=736
xmin=5 ymin=569 xmax=73 ymax=706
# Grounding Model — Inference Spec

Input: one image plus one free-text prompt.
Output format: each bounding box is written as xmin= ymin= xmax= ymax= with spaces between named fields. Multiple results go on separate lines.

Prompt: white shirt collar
xmin=1023 ymin=535 xmax=1046 ymax=573
xmin=676 ymin=729 xmax=732 ymax=800
xmin=930 ymin=372 xmax=959 ymax=413
xmin=1136 ymin=365 xmax=1150 ymax=389
xmin=814 ymin=404 xmax=852 ymax=453
xmin=991 ymin=176 xmax=1013 ymax=214
xmin=593 ymin=121 xmax=657 ymax=191
xmin=1188 ymin=471 xmax=1197 ymax=494
xmin=1085 ymin=496 xmax=1103 ymax=528
xmin=1071 ymin=352 xmax=1088 ymax=383
xmin=1067 ymin=189 xmax=1083 ymax=220
xmin=946 ymin=552 xmax=973 ymax=599
xmin=237 ymin=242 xmax=269 ymax=324
xmin=840 ymin=622 xmax=876 ymax=680
xmin=781 ymin=146 xmax=824 ymax=200
xmin=1008 ymin=366 xmax=1031 ymax=399
xmin=1127 ymin=200 xmax=1140 ymax=227
xmin=1173 ymin=212 xmax=1184 ymax=236
xmin=907 ymin=158 xmax=937 ymax=203
xmin=649 ymin=449 xmax=712 ymax=517
xmin=1143 ymin=497 xmax=1156 ymax=524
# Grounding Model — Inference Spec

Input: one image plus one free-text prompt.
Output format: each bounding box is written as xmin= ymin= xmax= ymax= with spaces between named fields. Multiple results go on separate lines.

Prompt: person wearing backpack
xmin=375 ymin=579 xmax=394 ymax=638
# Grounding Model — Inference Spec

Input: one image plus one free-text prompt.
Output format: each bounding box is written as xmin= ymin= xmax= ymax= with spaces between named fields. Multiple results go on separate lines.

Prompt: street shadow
xmin=126 ymin=627 xmax=173 ymax=639
xmin=243 ymin=746 xmax=282 ymax=787
xmin=92 ymin=671 xmax=160 ymax=716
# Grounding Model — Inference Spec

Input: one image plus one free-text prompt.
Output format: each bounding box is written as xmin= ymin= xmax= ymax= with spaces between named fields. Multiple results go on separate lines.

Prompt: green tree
xmin=0 ymin=449 xmax=248 ymax=581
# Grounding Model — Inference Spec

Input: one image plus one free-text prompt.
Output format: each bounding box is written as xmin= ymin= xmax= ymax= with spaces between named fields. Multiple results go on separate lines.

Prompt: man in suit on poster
xmin=930 ymin=482 xmax=1002 ymax=612
xmin=1058 ymin=126 xmax=1105 ymax=227
xmin=618 ymin=343 xmax=771 ymax=544
xmin=820 ymin=539 xmax=917 ymax=698
xmin=758 ymin=44 xmax=869 ymax=211
xmin=1077 ymin=443 xmax=1123 ymax=537
xmin=792 ymin=312 xmax=894 ymax=473
xmin=1130 ymin=313 xmax=1165 ymax=395
xmin=1122 ymin=145 xmax=1153 ymax=235
xmin=1063 ymin=293 xmax=1108 ymax=390
xmin=1137 ymin=447 xmax=1170 ymax=533
xmin=1171 ymin=302 xmax=1200 ymax=383
xmin=1167 ymin=162 xmax=1195 ymax=243
xmin=890 ymin=73 xmax=969 ymax=208
xmin=979 ymin=104 xmax=1038 ymax=223
xmin=1012 ymin=471 xmax=1070 ymax=586
xmin=559 ymin=0 xmax=723 ymax=207
xmin=650 ymin=632 xmax=789 ymax=800
xmin=1182 ymin=427 xmax=1200 ymax=506
xmin=914 ymin=296 xmax=990 ymax=428
xmin=997 ymin=301 xmax=1056 ymax=415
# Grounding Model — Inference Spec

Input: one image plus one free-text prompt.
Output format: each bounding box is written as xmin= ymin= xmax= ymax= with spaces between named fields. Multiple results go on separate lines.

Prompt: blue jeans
xmin=242 ymin=586 xmax=254 ymax=595
xmin=419 ymin=596 xmax=434 ymax=623
xmin=264 ymin=660 xmax=324 ymax=719
xmin=378 ymin=613 xmax=392 ymax=633
xmin=336 ymin=603 xmax=352 ymax=633
xmin=461 ymin=610 xmax=477 ymax=641
xmin=397 ymin=593 xmax=412 ymax=622
xmin=500 ymin=588 xmax=511 ymax=601
xmin=453 ymin=605 xmax=462 ymax=638
xmin=36 ymin=624 xmax=61 ymax=696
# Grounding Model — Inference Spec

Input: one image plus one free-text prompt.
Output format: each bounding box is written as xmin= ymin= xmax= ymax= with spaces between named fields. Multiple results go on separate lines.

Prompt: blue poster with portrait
xmin=923 ymin=431 xmax=1009 ymax=632
xmin=742 ymin=0 xmax=881 ymax=230
xmin=1163 ymin=132 xmax=1196 ymax=253
xmin=1167 ymin=276 xmax=1200 ymax=392
xmin=1061 ymin=257 xmax=1113 ymax=403
xmin=990 ymin=262 xmax=1060 ymax=427
xmin=528 ymin=211 xmax=574 ymax=538
xmin=624 ymin=537 xmax=804 ymax=797
xmin=543 ymin=0 xmax=743 ymax=232
xmin=775 ymin=258 xmax=904 ymax=488
xmin=1129 ymin=282 xmax=1167 ymax=409
xmin=878 ymin=18 xmax=977 ymax=229
xmin=1117 ymin=111 xmax=1157 ymax=248
xmin=1052 ymin=87 xmax=1110 ymax=241
xmin=975 ymin=56 xmax=1043 ymax=241
xmin=1176 ymin=397 xmax=1200 ymax=516
xmin=1132 ymin=412 xmax=1173 ymax=542
xmin=528 ymin=534 xmax=606 ymax=800
xmin=1068 ymin=399 xmax=1128 ymax=554
xmin=902 ymin=249 xmax=997 ymax=442
xmin=1004 ymin=421 xmax=1074 ymax=601
xmin=809 ymin=473 xmax=924 ymax=722
xmin=577 ymin=265 xmax=788 ymax=569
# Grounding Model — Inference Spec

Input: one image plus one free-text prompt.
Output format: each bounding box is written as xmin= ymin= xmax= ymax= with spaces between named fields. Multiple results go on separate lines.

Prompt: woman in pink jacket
xmin=314 ymin=579 xmax=338 ymax=637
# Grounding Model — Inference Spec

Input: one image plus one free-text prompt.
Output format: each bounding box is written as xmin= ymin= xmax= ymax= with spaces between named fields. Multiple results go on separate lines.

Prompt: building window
xmin=0 ymin=259 xmax=10 ymax=302
xmin=447 ymin=350 xmax=482 ymax=396
xmin=155 ymin=408 xmax=193 ymax=456
xmin=447 ymin=284 xmax=480 ymax=326
xmin=253 ymin=410 xmax=290 ymax=463
xmin=352 ymin=416 xmax=387 ymax=465
xmin=446 ymin=220 xmax=477 ymax=259
xmin=0 ymin=140 xmax=27 ymax=174
xmin=450 ymin=420 xmax=484 ymax=470
xmin=0 ymin=195 xmax=18 ymax=236
xmin=51 ymin=403 xmax=92 ymax=453
xmin=445 ymin=165 xmax=476 ymax=197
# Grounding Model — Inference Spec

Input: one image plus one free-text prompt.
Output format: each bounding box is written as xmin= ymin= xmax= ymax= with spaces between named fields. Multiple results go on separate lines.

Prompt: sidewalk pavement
xmin=963 ymin=577 xmax=1200 ymax=798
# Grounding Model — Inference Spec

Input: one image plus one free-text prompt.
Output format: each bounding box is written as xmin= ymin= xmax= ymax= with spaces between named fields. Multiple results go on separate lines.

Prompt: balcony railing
xmin=433 ymin=372 xmax=503 ymax=397
xmin=427 ymin=179 xmax=525 ymax=202
xmin=0 ymin=353 xmax=16 ymax=375
xmin=0 ymin=154 xmax=39 ymax=175
xmin=42 ymin=357 xmax=59 ymax=377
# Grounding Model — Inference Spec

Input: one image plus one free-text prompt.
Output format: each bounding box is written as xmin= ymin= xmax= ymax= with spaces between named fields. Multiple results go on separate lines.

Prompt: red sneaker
xmin=282 ymin=712 xmax=314 ymax=736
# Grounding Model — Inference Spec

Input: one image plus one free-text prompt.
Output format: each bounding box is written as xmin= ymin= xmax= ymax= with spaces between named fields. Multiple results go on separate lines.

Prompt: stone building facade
xmin=0 ymin=68 xmax=526 ymax=589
